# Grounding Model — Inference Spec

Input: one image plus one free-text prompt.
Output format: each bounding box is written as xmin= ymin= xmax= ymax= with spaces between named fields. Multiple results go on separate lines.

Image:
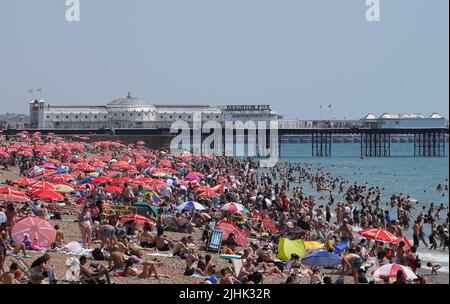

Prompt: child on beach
xmin=426 ymin=262 xmax=441 ymax=276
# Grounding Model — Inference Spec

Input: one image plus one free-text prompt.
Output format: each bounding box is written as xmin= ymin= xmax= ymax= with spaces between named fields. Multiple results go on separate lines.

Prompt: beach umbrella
xmin=104 ymin=186 xmax=123 ymax=195
xmin=11 ymin=215 xmax=56 ymax=249
xmin=398 ymin=236 xmax=413 ymax=251
xmin=90 ymin=176 xmax=113 ymax=185
xmin=197 ymin=189 xmax=220 ymax=198
xmin=30 ymin=181 xmax=57 ymax=190
xmin=195 ymin=185 xmax=214 ymax=193
xmin=220 ymin=202 xmax=246 ymax=213
xmin=301 ymin=251 xmax=341 ymax=268
xmin=54 ymin=184 xmax=75 ymax=193
xmin=13 ymin=178 xmax=38 ymax=187
xmin=119 ymin=214 xmax=155 ymax=225
xmin=29 ymin=189 xmax=65 ymax=201
xmin=47 ymin=174 xmax=73 ymax=182
xmin=370 ymin=263 xmax=418 ymax=280
xmin=177 ymin=201 xmax=206 ymax=212
xmin=217 ymin=220 xmax=249 ymax=248
xmin=0 ymin=187 xmax=30 ymax=203
xmin=358 ymin=228 xmax=399 ymax=243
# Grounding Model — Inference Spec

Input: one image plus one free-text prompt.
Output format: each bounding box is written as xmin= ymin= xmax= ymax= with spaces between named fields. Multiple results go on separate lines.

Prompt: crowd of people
xmin=0 ymin=132 xmax=448 ymax=285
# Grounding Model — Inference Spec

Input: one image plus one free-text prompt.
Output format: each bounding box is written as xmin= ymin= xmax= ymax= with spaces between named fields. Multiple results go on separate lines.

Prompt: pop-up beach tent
xmin=277 ymin=238 xmax=306 ymax=261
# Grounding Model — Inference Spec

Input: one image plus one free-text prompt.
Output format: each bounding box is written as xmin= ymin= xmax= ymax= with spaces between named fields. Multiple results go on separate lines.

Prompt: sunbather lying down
xmin=122 ymin=259 xmax=171 ymax=282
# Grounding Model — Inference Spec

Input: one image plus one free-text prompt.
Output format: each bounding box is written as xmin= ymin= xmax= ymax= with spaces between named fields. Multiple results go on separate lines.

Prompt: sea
xmin=275 ymin=143 xmax=449 ymax=275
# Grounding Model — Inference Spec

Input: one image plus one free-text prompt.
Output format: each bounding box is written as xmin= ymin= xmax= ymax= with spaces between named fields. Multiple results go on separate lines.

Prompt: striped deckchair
xmin=206 ymin=229 xmax=223 ymax=253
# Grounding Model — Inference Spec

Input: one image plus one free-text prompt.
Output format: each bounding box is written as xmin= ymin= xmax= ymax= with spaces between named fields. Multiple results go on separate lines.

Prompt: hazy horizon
xmin=0 ymin=0 xmax=448 ymax=119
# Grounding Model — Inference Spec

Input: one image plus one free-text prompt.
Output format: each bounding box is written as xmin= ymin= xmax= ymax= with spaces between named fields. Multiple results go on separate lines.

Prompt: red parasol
xmin=0 ymin=187 xmax=30 ymax=202
xmin=104 ymin=186 xmax=123 ymax=194
xmin=30 ymin=181 xmax=57 ymax=190
xmin=217 ymin=220 xmax=249 ymax=248
xmin=119 ymin=214 xmax=155 ymax=225
xmin=197 ymin=189 xmax=220 ymax=198
xmin=13 ymin=178 xmax=38 ymax=187
xmin=358 ymin=228 xmax=399 ymax=243
xmin=28 ymin=189 xmax=65 ymax=201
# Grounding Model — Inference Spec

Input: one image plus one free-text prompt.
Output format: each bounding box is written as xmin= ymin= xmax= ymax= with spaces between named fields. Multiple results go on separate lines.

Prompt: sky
xmin=0 ymin=0 xmax=448 ymax=119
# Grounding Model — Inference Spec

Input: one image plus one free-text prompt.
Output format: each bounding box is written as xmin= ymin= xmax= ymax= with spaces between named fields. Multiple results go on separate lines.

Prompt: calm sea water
xmin=278 ymin=143 xmax=449 ymax=274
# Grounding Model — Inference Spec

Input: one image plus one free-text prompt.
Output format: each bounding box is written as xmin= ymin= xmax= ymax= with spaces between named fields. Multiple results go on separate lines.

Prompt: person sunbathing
xmin=219 ymin=267 xmax=241 ymax=284
xmin=79 ymin=256 xmax=111 ymax=284
xmin=108 ymin=245 xmax=126 ymax=272
xmin=172 ymin=237 xmax=189 ymax=259
xmin=155 ymin=227 xmax=173 ymax=251
xmin=124 ymin=259 xmax=170 ymax=282
xmin=138 ymin=222 xmax=155 ymax=248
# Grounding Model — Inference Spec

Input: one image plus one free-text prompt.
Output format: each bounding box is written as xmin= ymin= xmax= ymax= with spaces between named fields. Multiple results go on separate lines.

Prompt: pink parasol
xmin=12 ymin=215 xmax=56 ymax=249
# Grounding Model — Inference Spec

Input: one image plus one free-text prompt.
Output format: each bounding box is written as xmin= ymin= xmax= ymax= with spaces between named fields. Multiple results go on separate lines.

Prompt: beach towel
xmin=219 ymin=254 xmax=242 ymax=260
xmin=61 ymin=241 xmax=94 ymax=257
xmin=147 ymin=252 xmax=175 ymax=258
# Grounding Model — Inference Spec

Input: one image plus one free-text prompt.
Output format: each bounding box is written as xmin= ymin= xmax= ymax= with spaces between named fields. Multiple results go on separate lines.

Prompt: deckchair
xmin=206 ymin=229 xmax=223 ymax=253
xmin=232 ymin=258 xmax=243 ymax=277
xmin=9 ymin=256 xmax=31 ymax=283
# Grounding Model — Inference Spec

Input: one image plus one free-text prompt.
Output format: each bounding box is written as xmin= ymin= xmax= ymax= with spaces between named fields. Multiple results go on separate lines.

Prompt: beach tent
xmin=217 ymin=220 xmax=249 ymax=248
xmin=304 ymin=241 xmax=325 ymax=251
xmin=134 ymin=202 xmax=160 ymax=218
xmin=277 ymin=238 xmax=306 ymax=261
xmin=333 ymin=242 xmax=348 ymax=254
xmin=301 ymin=251 xmax=341 ymax=268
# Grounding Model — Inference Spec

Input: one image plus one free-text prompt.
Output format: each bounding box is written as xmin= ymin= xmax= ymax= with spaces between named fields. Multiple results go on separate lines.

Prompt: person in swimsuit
xmin=78 ymin=205 xmax=93 ymax=249
xmin=98 ymin=223 xmax=118 ymax=250
xmin=138 ymin=222 xmax=155 ymax=248
xmin=155 ymin=227 xmax=173 ymax=251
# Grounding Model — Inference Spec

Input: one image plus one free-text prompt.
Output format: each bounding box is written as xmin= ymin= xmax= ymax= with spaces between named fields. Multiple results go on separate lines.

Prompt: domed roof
xmin=106 ymin=93 xmax=154 ymax=109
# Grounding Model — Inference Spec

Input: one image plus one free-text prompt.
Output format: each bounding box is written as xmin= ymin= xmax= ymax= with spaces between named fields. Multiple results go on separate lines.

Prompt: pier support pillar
xmin=312 ymin=132 xmax=332 ymax=157
xmin=414 ymin=131 xmax=446 ymax=157
xmin=361 ymin=132 xmax=390 ymax=157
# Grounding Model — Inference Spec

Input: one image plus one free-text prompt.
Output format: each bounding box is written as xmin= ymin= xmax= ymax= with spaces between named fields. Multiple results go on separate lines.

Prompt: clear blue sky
xmin=0 ymin=0 xmax=448 ymax=119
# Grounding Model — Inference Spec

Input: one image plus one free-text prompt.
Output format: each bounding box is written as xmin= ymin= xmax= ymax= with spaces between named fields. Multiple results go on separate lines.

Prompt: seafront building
xmin=29 ymin=93 xmax=279 ymax=129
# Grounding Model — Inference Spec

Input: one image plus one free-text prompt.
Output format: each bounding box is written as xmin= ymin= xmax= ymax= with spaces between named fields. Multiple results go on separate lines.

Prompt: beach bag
xmin=92 ymin=248 xmax=105 ymax=261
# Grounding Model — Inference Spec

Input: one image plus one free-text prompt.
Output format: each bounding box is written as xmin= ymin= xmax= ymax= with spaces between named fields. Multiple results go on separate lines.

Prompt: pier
xmin=2 ymin=120 xmax=449 ymax=158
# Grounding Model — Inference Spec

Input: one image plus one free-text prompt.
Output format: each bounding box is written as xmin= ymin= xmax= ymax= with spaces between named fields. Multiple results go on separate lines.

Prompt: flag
xmin=328 ymin=104 xmax=332 ymax=108
xmin=320 ymin=105 xmax=323 ymax=109
xmin=28 ymin=89 xmax=33 ymax=94
xmin=36 ymin=88 xmax=42 ymax=92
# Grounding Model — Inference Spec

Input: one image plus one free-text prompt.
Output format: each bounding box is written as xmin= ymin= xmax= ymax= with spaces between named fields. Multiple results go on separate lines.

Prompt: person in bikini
xmin=138 ymin=222 xmax=155 ymax=249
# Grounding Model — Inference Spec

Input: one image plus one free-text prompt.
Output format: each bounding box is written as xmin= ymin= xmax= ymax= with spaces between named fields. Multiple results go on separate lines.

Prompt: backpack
xmin=92 ymin=248 xmax=105 ymax=261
